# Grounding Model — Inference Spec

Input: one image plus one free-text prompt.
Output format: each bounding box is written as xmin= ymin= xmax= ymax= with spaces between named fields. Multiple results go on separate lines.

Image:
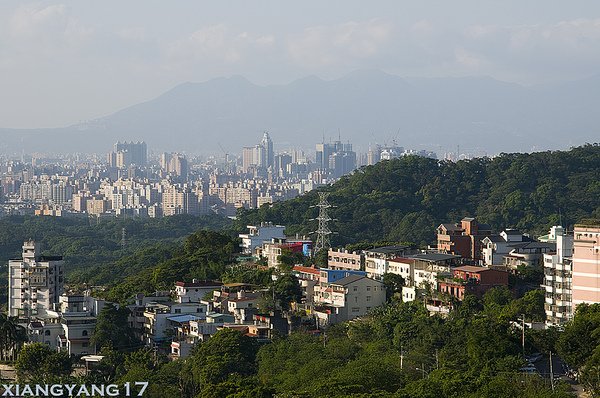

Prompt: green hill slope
xmin=237 ymin=144 xmax=600 ymax=246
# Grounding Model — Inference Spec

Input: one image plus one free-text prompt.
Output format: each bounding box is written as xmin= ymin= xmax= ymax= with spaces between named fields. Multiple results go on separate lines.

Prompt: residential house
xmin=313 ymin=275 xmax=386 ymax=325
xmin=438 ymin=266 xmax=509 ymax=300
xmin=365 ymin=245 xmax=415 ymax=280
xmin=437 ymin=217 xmax=492 ymax=262
xmin=174 ymin=280 xmax=223 ymax=303
xmin=482 ymin=229 xmax=530 ymax=266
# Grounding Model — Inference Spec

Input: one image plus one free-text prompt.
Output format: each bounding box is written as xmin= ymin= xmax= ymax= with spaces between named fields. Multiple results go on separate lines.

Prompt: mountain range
xmin=1 ymin=70 xmax=599 ymax=155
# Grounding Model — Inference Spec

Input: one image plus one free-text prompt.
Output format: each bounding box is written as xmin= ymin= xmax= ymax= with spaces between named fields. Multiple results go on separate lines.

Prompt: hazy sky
xmin=2 ymin=1 xmax=600 ymax=129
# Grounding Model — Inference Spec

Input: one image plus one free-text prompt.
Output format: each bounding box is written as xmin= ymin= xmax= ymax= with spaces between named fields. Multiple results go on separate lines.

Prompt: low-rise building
xmin=482 ymin=229 xmax=530 ymax=266
xmin=328 ymin=248 xmax=364 ymax=271
xmin=437 ymin=217 xmax=492 ymax=263
xmin=174 ymin=280 xmax=223 ymax=303
xmin=365 ymin=245 xmax=414 ymax=280
xmin=239 ymin=223 xmax=286 ymax=255
xmin=438 ymin=266 xmax=509 ymax=300
xmin=313 ymin=275 xmax=385 ymax=325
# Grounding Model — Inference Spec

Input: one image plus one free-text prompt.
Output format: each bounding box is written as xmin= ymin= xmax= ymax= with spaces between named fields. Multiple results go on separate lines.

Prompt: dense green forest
xmin=237 ymin=144 xmax=600 ymax=246
xmin=0 ymin=214 xmax=232 ymax=305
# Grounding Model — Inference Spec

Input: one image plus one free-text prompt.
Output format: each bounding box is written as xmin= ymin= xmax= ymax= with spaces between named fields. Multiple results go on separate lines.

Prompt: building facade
xmin=542 ymin=226 xmax=573 ymax=326
xmin=8 ymin=241 xmax=64 ymax=318
xmin=572 ymin=223 xmax=600 ymax=306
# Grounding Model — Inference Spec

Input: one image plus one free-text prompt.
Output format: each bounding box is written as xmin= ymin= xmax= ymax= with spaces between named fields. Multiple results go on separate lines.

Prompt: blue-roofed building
xmin=318 ymin=268 xmax=366 ymax=284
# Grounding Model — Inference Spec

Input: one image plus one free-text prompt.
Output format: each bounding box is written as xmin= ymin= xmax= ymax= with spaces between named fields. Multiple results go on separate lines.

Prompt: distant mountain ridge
xmin=1 ymin=70 xmax=599 ymax=154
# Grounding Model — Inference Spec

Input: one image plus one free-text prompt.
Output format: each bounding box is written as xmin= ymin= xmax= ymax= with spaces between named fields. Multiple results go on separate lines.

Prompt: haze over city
xmin=1 ymin=1 xmax=600 ymax=156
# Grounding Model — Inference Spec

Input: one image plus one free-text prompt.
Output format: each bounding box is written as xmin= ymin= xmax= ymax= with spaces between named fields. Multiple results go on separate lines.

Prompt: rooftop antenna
xmin=311 ymin=192 xmax=335 ymax=254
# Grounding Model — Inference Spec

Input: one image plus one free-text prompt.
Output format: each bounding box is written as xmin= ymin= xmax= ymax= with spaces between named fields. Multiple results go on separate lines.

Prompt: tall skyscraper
xmin=261 ymin=132 xmax=274 ymax=170
xmin=8 ymin=241 xmax=64 ymax=318
xmin=241 ymin=133 xmax=273 ymax=174
xmin=316 ymin=138 xmax=357 ymax=178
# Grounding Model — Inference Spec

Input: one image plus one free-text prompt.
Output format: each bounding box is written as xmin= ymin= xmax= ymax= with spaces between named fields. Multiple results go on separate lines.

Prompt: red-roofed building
xmin=292 ymin=265 xmax=320 ymax=304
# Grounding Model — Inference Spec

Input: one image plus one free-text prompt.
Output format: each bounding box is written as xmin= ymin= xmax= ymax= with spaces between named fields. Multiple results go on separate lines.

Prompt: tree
xmin=181 ymin=329 xmax=259 ymax=397
xmin=382 ymin=273 xmax=405 ymax=300
xmin=15 ymin=343 xmax=72 ymax=381
xmin=91 ymin=303 xmax=138 ymax=352
xmin=277 ymin=248 xmax=304 ymax=269
xmin=273 ymin=273 xmax=303 ymax=310
xmin=0 ymin=313 xmax=27 ymax=361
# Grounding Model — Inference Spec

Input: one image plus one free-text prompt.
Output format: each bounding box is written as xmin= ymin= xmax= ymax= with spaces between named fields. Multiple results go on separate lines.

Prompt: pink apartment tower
xmin=572 ymin=223 xmax=600 ymax=306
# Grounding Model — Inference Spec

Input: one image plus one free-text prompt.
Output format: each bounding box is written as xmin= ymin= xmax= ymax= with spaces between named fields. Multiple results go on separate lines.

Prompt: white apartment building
xmin=174 ymin=280 xmax=223 ymax=303
xmin=482 ymin=229 xmax=527 ymax=266
xmin=542 ymin=226 xmax=573 ymax=326
xmin=313 ymin=275 xmax=386 ymax=325
xmin=239 ymin=223 xmax=286 ymax=255
xmin=8 ymin=241 xmax=64 ymax=318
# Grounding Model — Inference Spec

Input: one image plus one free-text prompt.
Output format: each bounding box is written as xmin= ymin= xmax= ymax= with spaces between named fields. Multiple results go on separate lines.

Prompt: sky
xmin=1 ymin=1 xmax=600 ymax=129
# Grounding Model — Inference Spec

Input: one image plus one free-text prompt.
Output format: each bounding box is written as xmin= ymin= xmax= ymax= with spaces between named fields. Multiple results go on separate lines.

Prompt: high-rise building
xmin=261 ymin=132 xmax=274 ymax=170
xmin=242 ymin=147 xmax=255 ymax=173
xmin=315 ymin=139 xmax=357 ymax=178
xmin=542 ymin=226 xmax=573 ymax=326
xmin=161 ymin=153 xmax=188 ymax=179
xmin=316 ymin=143 xmax=333 ymax=170
xmin=109 ymin=141 xmax=147 ymax=168
xmin=572 ymin=222 xmax=600 ymax=306
xmin=8 ymin=241 xmax=64 ymax=318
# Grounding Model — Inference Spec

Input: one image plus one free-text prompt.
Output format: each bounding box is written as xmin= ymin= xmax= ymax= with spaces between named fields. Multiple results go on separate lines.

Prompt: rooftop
xmin=575 ymin=219 xmax=600 ymax=228
xmin=410 ymin=253 xmax=461 ymax=262
xmin=454 ymin=265 xmax=491 ymax=273
xmin=175 ymin=280 xmax=223 ymax=288
xmin=167 ymin=314 xmax=203 ymax=324
xmin=366 ymin=245 xmax=408 ymax=254
xmin=331 ymin=274 xmax=368 ymax=286
xmin=292 ymin=265 xmax=321 ymax=275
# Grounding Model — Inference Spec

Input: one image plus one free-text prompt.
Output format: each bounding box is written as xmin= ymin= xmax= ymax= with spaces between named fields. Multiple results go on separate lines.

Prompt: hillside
xmin=2 ymin=71 xmax=600 ymax=154
xmin=236 ymin=144 xmax=600 ymax=246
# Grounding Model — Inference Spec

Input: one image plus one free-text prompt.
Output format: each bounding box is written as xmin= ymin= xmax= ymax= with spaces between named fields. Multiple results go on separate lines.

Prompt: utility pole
xmin=550 ymin=351 xmax=554 ymax=392
xmin=400 ymin=344 xmax=404 ymax=370
xmin=521 ymin=314 xmax=526 ymax=355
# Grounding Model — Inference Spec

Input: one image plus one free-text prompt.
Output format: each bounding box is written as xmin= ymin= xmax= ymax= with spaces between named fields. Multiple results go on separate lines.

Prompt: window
xmin=367 ymin=296 xmax=372 ymax=302
xmin=174 ymin=309 xmax=181 ymax=314
xmin=351 ymin=307 xmax=360 ymax=313
xmin=353 ymin=286 xmax=358 ymax=291
xmin=44 ymin=330 xmax=51 ymax=336
xmin=366 ymin=286 xmax=371 ymax=291
xmin=82 ymin=330 xmax=88 ymax=337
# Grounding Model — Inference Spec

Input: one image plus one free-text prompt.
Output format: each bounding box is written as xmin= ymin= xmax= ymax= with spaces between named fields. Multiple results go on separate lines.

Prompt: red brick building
xmin=436 ymin=217 xmax=492 ymax=263
xmin=438 ymin=265 xmax=509 ymax=300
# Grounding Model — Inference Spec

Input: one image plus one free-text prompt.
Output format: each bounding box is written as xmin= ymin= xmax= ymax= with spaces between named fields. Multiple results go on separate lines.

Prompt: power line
xmin=312 ymin=192 xmax=333 ymax=254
